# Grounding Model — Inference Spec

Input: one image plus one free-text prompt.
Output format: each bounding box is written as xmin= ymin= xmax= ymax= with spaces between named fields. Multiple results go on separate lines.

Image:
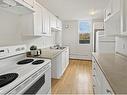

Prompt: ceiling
xmin=37 ymin=0 xmax=109 ymax=20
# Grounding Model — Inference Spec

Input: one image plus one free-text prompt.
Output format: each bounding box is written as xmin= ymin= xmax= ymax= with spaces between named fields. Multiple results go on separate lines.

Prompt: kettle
xmin=30 ymin=45 xmax=41 ymax=56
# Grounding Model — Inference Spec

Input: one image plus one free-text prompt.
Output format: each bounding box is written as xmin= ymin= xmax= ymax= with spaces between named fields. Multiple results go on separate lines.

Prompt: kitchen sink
xmin=50 ymin=46 xmax=66 ymax=50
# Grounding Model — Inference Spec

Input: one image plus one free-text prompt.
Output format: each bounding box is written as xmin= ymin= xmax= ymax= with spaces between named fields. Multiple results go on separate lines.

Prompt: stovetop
xmin=0 ymin=73 xmax=18 ymax=88
xmin=0 ymin=54 xmax=51 ymax=94
xmin=17 ymin=59 xmax=45 ymax=65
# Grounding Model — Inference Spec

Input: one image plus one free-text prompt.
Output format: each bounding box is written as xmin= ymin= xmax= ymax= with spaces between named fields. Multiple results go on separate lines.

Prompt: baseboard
xmin=69 ymin=58 xmax=92 ymax=61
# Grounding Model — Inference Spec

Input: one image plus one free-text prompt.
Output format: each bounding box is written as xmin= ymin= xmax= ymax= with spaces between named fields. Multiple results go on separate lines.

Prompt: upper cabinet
xmin=42 ymin=7 xmax=51 ymax=36
xmin=0 ymin=0 xmax=35 ymax=15
xmin=23 ymin=0 xmax=34 ymax=7
xmin=56 ymin=19 xmax=62 ymax=30
xmin=121 ymin=0 xmax=127 ymax=35
xmin=104 ymin=0 xmax=120 ymax=21
xmin=104 ymin=0 xmax=127 ymax=36
xmin=104 ymin=0 xmax=121 ymax=36
xmin=50 ymin=14 xmax=62 ymax=31
xmin=20 ymin=1 xmax=62 ymax=36
xmin=20 ymin=2 xmax=43 ymax=36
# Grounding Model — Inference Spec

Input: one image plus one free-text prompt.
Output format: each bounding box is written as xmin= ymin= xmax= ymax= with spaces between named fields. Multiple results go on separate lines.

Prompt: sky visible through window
xmin=79 ymin=21 xmax=90 ymax=33
xmin=79 ymin=20 xmax=91 ymax=44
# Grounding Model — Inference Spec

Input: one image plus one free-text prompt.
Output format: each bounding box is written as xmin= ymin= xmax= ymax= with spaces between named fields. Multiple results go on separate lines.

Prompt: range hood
xmin=0 ymin=0 xmax=35 ymax=15
xmin=0 ymin=0 xmax=17 ymax=7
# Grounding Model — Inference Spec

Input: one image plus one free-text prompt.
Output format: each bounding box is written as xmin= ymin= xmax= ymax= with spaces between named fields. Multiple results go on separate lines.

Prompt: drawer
xmin=102 ymin=73 xmax=114 ymax=94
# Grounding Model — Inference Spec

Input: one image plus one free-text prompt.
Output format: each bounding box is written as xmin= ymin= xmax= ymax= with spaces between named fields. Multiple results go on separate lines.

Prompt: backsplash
xmin=116 ymin=37 xmax=127 ymax=56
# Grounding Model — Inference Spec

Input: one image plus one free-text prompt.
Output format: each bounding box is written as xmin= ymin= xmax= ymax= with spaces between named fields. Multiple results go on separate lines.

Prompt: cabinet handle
xmin=106 ymin=89 xmax=112 ymax=94
xmin=107 ymin=13 xmax=111 ymax=16
xmin=93 ymin=85 xmax=96 ymax=87
xmin=42 ymin=32 xmax=46 ymax=34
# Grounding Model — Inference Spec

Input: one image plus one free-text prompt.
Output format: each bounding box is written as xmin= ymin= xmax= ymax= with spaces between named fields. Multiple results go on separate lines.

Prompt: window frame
xmin=78 ymin=20 xmax=92 ymax=45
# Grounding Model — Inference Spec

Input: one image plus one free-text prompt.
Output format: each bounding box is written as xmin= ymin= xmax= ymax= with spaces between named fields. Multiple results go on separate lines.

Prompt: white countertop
xmin=28 ymin=47 xmax=68 ymax=59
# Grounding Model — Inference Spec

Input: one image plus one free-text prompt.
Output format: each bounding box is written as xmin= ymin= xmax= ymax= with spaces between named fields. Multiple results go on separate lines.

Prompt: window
xmin=79 ymin=20 xmax=91 ymax=44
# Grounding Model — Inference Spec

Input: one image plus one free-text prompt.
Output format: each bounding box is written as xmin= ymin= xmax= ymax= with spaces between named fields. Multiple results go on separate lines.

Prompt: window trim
xmin=78 ymin=20 xmax=92 ymax=45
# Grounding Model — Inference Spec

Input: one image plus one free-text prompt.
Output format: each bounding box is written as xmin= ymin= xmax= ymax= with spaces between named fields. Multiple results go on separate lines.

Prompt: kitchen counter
xmin=92 ymin=53 xmax=127 ymax=94
xmin=28 ymin=47 xmax=68 ymax=59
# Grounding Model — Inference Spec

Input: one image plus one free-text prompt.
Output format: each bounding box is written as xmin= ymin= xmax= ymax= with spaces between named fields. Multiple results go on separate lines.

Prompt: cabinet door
xmin=23 ymin=0 xmax=34 ymax=7
xmin=121 ymin=0 xmax=127 ymax=35
xmin=65 ymin=48 xmax=69 ymax=68
xmin=56 ymin=19 xmax=62 ymax=30
xmin=105 ymin=0 xmax=112 ymax=19
xmin=42 ymin=8 xmax=51 ymax=36
xmin=112 ymin=0 xmax=120 ymax=14
xmin=50 ymin=14 xmax=57 ymax=29
xmin=33 ymin=2 xmax=42 ymax=36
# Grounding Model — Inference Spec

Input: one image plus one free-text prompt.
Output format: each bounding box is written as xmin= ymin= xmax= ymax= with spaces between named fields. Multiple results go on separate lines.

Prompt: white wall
xmin=0 ymin=9 xmax=56 ymax=50
xmin=62 ymin=20 xmax=92 ymax=60
xmin=116 ymin=37 xmax=127 ymax=56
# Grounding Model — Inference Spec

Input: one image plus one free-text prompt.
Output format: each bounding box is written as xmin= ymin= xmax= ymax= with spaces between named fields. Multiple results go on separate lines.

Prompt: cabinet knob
xmin=93 ymin=75 xmax=96 ymax=77
xmin=93 ymin=85 xmax=96 ymax=87
xmin=106 ymin=89 xmax=112 ymax=94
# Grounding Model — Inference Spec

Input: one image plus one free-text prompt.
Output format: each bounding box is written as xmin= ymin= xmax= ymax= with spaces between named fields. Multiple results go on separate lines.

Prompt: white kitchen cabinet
xmin=92 ymin=56 xmax=114 ymax=94
xmin=23 ymin=0 xmax=34 ymax=7
xmin=104 ymin=11 xmax=121 ymax=36
xmin=104 ymin=0 xmax=120 ymax=21
xmin=121 ymin=0 xmax=127 ymax=35
xmin=20 ymin=1 xmax=52 ymax=36
xmin=0 ymin=0 xmax=35 ymax=15
xmin=50 ymin=14 xmax=57 ymax=30
xmin=112 ymin=0 xmax=121 ymax=14
xmin=104 ymin=0 xmax=121 ymax=36
xmin=51 ymin=53 xmax=62 ymax=79
xmin=62 ymin=50 xmax=66 ymax=74
xmin=50 ymin=14 xmax=62 ymax=31
xmin=51 ymin=48 xmax=69 ymax=79
xmin=20 ymin=2 xmax=43 ymax=36
xmin=104 ymin=0 xmax=112 ymax=20
xmin=56 ymin=19 xmax=62 ymax=30
xmin=42 ymin=8 xmax=51 ymax=36
xmin=65 ymin=47 xmax=69 ymax=68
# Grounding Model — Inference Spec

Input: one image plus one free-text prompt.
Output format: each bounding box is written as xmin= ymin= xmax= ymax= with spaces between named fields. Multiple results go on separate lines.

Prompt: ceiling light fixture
xmin=89 ymin=9 xmax=98 ymax=16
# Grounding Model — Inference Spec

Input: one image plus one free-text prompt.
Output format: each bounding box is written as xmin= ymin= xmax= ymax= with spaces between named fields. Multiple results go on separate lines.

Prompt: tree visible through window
xmin=79 ymin=20 xmax=91 ymax=44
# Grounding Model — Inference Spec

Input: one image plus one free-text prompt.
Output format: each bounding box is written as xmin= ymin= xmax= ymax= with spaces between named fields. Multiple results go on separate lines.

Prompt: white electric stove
xmin=0 ymin=45 xmax=51 ymax=94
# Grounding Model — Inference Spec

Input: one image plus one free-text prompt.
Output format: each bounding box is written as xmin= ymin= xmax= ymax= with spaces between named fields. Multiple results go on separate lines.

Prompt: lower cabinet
xmin=51 ymin=48 xmax=69 ymax=79
xmin=92 ymin=56 xmax=114 ymax=94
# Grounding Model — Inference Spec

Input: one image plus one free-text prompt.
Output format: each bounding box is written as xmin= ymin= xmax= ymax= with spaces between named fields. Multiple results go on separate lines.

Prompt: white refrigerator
xmin=96 ymin=31 xmax=115 ymax=53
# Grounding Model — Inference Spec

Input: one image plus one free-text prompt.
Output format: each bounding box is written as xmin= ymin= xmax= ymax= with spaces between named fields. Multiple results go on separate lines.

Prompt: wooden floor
xmin=51 ymin=59 xmax=93 ymax=94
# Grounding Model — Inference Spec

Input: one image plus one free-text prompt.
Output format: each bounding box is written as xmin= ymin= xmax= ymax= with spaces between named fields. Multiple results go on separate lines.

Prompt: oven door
xmin=24 ymin=68 xmax=51 ymax=94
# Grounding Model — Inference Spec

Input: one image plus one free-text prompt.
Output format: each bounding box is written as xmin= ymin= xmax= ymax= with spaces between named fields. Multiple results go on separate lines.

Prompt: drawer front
xmin=92 ymin=56 xmax=114 ymax=94
xmin=102 ymin=73 xmax=114 ymax=94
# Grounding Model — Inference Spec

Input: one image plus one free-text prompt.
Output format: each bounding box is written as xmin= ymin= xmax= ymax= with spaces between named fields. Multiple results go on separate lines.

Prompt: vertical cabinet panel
xmin=33 ymin=2 xmax=42 ymax=36
xmin=121 ymin=0 xmax=127 ymax=35
xmin=50 ymin=14 xmax=57 ymax=29
xmin=42 ymin=8 xmax=51 ymax=36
